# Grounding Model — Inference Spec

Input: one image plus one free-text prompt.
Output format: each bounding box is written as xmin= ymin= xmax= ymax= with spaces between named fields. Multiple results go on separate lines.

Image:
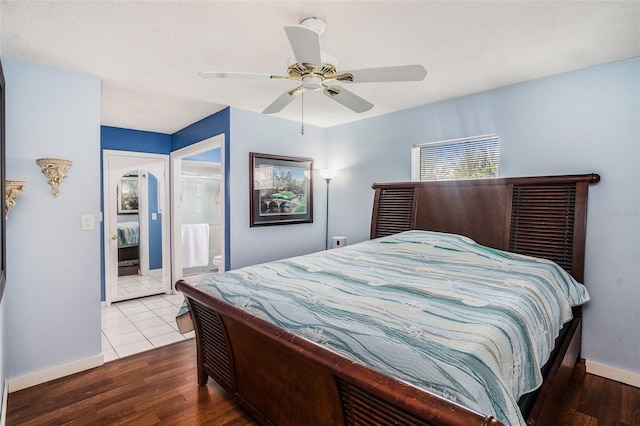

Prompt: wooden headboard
xmin=371 ymin=174 xmax=600 ymax=284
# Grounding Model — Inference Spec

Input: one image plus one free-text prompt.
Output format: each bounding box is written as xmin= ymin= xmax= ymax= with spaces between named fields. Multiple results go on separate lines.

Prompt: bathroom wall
xmin=181 ymin=160 xmax=222 ymax=275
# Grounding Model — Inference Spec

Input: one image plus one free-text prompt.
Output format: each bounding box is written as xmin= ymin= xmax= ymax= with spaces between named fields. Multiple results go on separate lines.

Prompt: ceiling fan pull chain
xmin=300 ymin=89 xmax=305 ymax=135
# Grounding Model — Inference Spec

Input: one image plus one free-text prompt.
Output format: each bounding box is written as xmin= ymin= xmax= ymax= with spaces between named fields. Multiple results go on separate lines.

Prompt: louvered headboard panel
xmin=509 ymin=183 xmax=576 ymax=274
xmin=371 ymin=187 xmax=415 ymax=238
xmin=371 ymin=174 xmax=599 ymax=283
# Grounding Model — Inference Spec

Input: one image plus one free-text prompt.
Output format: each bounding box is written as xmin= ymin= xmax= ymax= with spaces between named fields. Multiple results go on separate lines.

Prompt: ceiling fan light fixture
xmin=303 ymin=75 xmax=323 ymax=91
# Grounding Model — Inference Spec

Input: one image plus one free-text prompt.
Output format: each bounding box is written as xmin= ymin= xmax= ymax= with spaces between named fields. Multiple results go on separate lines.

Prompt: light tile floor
xmin=117 ymin=269 xmax=164 ymax=297
xmin=101 ymin=292 xmax=195 ymax=362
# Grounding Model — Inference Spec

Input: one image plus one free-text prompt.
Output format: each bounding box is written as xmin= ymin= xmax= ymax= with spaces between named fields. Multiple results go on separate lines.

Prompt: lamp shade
xmin=319 ymin=169 xmax=338 ymax=180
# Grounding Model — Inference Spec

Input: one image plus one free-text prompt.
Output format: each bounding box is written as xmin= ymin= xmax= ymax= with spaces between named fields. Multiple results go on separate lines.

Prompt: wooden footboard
xmin=177 ymin=280 xmax=503 ymax=426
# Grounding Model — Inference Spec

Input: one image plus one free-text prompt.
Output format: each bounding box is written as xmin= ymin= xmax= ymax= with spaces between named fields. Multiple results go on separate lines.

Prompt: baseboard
xmin=586 ymin=359 xmax=640 ymax=388
xmin=7 ymin=353 xmax=104 ymax=393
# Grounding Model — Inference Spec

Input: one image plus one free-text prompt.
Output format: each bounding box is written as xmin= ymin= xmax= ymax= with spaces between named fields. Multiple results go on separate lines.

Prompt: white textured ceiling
xmin=1 ymin=1 xmax=639 ymax=134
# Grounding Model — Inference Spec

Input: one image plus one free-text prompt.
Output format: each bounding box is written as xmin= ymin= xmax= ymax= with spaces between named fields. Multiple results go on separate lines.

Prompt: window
xmin=411 ymin=134 xmax=499 ymax=181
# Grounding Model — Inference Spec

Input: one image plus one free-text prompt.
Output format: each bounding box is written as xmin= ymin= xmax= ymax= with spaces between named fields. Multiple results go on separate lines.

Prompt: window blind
xmin=413 ymin=135 xmax=499 ymax=181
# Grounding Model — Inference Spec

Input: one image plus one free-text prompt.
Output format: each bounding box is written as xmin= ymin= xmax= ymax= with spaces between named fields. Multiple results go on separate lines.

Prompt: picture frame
xmin=249 ymin=152 xmax=313 ymax=227
xmin=117 ymin=175 xmax=139 ymax=214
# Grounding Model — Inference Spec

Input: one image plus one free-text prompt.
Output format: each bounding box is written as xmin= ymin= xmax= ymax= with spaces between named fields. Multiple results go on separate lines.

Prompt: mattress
xmin=177 ymin=230 xmax=589 ymax=425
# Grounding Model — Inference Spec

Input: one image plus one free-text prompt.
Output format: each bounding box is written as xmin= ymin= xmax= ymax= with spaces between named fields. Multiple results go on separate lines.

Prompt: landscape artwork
xmin=250 ymin=153 xmax=313 ymax=226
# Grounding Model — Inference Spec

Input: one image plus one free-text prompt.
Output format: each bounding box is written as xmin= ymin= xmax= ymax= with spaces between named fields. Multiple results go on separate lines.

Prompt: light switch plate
xmin=81 ymin=214 xmax=94 ymax=231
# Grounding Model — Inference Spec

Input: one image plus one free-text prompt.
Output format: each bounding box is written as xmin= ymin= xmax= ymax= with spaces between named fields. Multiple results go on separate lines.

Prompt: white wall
xmin=2 ymin=57 xmax=102 ymax=380
xmin=229 ymin=108 xmax=328 ymax=268
xmin=326 ymin=58 xmax=640 ymax=377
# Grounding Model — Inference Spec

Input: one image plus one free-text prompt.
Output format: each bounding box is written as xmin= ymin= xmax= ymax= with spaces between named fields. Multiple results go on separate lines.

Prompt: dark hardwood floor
xmin=6 ymin=340 xmax=640 ymax=425
xmin=6 ymin=340 xmax=257 ymax=426
xmin=557 ymin=360 xmax=640 ymax=426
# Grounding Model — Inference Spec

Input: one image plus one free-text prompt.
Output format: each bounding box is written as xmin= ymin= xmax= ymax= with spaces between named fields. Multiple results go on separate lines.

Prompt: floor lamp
xmin=319 ymin=169 xmax=337 ymax=250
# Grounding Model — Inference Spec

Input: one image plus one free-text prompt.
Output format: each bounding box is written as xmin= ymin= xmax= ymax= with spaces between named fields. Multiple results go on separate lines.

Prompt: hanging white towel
xmin=182 ymin=224 xmax=210 ymax=268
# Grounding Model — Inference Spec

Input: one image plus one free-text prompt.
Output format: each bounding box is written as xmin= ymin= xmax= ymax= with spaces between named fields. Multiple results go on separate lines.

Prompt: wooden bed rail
xmin=176 ymin=279 xmax=504 ymax=426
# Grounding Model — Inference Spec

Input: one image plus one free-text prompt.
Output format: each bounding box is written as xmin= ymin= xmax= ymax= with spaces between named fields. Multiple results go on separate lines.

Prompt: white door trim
xmin=103 ymin=150 xmax=171 ymax=305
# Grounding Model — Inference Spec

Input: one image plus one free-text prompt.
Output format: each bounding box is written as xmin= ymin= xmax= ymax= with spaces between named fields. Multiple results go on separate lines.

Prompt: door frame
xmin=103 ymin=150 xmax=171 ymax=305
xmin=170 ymin=134 xmax=226 ymax=285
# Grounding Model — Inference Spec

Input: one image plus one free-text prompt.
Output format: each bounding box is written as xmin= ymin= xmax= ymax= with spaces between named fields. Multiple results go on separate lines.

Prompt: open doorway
xmin=103 ymin=150 xmax=171 ymax=304
xmin=171 ymin=134 xmax=225 ymax=285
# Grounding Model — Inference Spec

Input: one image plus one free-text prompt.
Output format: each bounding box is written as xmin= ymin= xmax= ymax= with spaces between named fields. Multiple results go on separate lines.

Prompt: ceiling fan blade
xmin=262 ymin=86 xmax=302 ymax=114
xmin=199 ymin=72 xmax=288 ymax=80
xmin=323 ymin=86 xmax=374 ymax=113
xmin=336 ymin=65 xmax=427 ymax=83
xmin=284 ymin=25 xmax=322 ymax=68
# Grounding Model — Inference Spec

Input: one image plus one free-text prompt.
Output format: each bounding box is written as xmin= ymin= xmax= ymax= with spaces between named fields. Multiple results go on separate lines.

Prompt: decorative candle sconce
xmin=36 ymin=158 xmax=72 ymax=197
xmin=5 ymin=180 xmax=26 ymax=219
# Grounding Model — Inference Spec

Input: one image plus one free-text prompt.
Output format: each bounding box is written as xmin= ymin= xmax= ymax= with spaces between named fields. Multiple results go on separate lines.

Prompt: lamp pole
xmin=319 ymin=169 xmax=338 ymax=250
xmin=324 ymin=176 xmax=331 ymax=250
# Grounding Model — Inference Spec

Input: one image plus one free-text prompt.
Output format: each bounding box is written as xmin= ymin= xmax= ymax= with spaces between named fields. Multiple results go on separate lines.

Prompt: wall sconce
xmin=36 ymin=158 xmax=72 ymax=197
xmin=5 ymin=180 xmax=26 ymax=219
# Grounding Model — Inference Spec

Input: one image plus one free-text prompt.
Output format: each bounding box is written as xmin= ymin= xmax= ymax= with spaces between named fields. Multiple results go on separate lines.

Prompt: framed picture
xmin=117 ymin=175 xmax=139 ymax=214
xmin=250 ymin=152 xmax=313 ymax=226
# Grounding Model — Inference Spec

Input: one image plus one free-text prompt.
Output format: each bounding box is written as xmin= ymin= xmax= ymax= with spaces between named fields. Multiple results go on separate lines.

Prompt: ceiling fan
xmin=199 ymin=17 xmax=427 ymax=117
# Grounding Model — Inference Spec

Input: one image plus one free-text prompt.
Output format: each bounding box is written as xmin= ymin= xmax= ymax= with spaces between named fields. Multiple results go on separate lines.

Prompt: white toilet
xmin=212 ymin=255 xmax=222 ymax=271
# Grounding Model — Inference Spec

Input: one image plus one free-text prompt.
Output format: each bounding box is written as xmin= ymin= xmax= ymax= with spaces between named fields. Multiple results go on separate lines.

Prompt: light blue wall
xmin=326 ymin=58 xmax=640 ymax=376
xmin=0 ymin=51 xmax=636 ymax=390
xmin=2 ymin=57 xmax=102 ymax=379
xmin=229 ymin=108 xmax=328 ymax=268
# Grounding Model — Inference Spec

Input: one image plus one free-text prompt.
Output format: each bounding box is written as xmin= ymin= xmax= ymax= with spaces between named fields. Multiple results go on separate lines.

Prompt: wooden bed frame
xmin=176 ymin=173 xmax=600 ymax=426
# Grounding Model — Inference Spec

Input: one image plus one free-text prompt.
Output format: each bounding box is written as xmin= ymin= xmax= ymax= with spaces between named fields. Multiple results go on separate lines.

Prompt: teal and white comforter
xmin=178 ymin=230 xmax=589 ymax=426
xmin=117 ymin=222 xmax=139 ymax=246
